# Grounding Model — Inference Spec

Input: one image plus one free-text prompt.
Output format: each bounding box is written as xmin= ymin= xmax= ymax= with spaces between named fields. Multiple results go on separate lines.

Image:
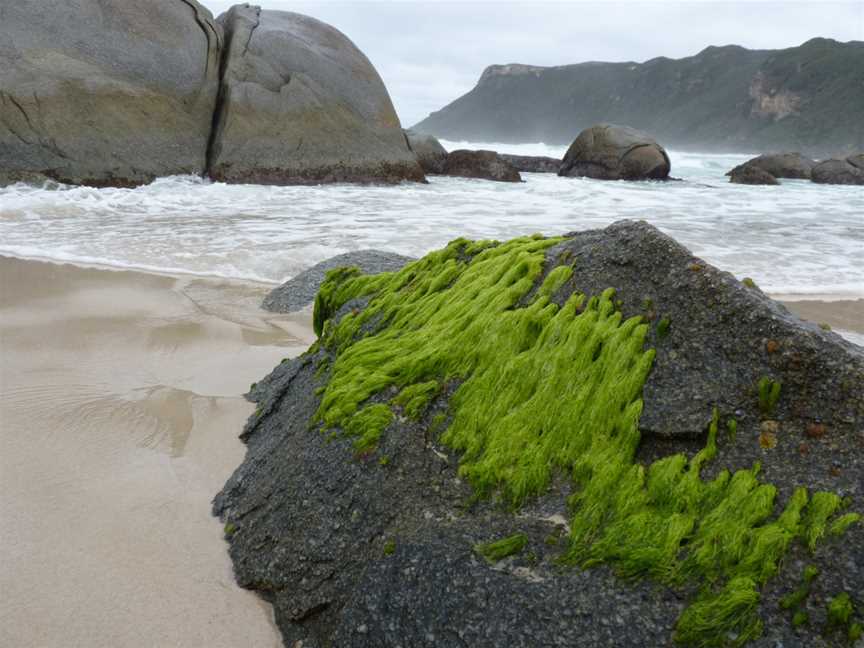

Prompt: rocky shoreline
xmin=3 ymin=2 xmax=860 ymax=188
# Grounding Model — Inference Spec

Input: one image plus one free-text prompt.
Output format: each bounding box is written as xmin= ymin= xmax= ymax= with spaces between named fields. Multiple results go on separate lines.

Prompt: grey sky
xmin=202 ymin=1 xmax=864 ymax=127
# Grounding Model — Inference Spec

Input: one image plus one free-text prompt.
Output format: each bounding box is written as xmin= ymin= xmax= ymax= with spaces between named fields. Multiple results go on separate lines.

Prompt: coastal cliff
xmin=413 ymin=38 xmax=864 ymax=156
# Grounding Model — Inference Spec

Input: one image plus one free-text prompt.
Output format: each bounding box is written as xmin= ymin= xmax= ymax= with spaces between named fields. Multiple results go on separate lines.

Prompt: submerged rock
xmin=558 ymin=124 xmax=670 ymax=180
xmin=811 ymin=155 xmax=864 ymax=185
xmin=729 ymin=165 xmax=780 ymax=185
xmin=262 ymin=250 xmax=415 ymax=313
xmin=441 ymin=149 xmax=521 ymax=182
xmin=500 ymin=153 xmax=561 ymax=173
xmin=404 ymin=130 xmax=448 ymax=174
xmin=0 ymin=0 xmax=222 ymax=187
xmin=208 ymin=6 xmax=424 ymax=185
xmin=216 ymin=221 xmax=863 ymax=648
xmin=726 ymin=152 xmax=816 ymax=180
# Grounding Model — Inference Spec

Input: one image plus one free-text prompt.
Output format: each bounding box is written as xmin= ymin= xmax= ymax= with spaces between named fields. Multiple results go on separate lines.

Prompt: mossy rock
xmin=215 ymin=220 xmax=864 ymax=648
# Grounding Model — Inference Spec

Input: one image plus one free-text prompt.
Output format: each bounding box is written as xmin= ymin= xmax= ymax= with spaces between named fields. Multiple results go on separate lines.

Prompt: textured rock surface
xmin=404 ymin=130 xmax=448 ymax=174
xmin=500 ymin=153 xmax=561 ymax=173
xmin=558 ymin=124 xmax=670 ymax=180
xmin=0 ymin=0 xmax=221 ymax=187
xmin=727 ymin=152 xmax=815 ymax=180
xmin=208 ymin=6 xmax=424 ymax=185
xmin=216 ymin=220 xmax=863 ymax=648
xmin=729 ymin=165 xmax=780 ymax=185
xmin=811 ymin=156 xmax=864 ymax=185
xmin=262 ymin=250 xmax=414 ymax=313
xmin=441 ymin=149 xmax=521 ymax=182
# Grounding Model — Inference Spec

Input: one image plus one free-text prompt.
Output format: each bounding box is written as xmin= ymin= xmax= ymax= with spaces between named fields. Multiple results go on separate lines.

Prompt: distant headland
xmin=413 ymin=38 xmax=864 ymax=156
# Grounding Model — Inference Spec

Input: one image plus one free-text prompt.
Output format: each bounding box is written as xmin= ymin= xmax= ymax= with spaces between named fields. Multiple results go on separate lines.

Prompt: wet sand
xmin=776 ymin=297 xmax=864 ymax=345
xmin=0 ymin=256 xmax=315 ymax=648
xmin=0 ymin=255 xmax=861 ymax=648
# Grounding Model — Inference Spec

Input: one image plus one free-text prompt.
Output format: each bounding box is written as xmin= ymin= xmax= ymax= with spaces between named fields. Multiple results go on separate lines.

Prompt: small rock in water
xmin=262 ymin=250 xmax=415 ymax=313
xmin=728 ymin=165 xmax=779 ymax=185
xmin=442 ymin=150 xmax=522 ymax=182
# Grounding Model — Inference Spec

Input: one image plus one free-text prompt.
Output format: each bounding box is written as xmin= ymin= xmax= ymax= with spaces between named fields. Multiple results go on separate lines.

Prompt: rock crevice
xmin=0 ymin=1 xmax=424 ymax=187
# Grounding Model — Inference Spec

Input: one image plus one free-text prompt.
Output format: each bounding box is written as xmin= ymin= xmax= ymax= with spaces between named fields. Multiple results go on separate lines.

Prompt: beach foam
xmin=0 ymin=147 xmax=861 ymax=298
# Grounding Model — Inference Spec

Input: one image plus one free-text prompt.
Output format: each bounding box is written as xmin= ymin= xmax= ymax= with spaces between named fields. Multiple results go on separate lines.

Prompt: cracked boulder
xmin=558 ymin=124 xmax=671 ymax=180
xmin=208 ymin=5 xmax=425 ymax=185
xmin=0 ymin=0 xmax=222 ymax=187
xmin=404 ymin=129 xmax=448 ymax=174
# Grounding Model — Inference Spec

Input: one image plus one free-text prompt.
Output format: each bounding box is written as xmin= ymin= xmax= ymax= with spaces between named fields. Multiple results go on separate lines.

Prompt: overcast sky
xmin=203 ymin=1 xmax=864 ymax=127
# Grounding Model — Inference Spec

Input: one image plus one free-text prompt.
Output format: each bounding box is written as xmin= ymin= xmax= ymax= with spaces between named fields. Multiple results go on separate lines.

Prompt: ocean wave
xmin=1 ymin=151 xmax=862 ymax=298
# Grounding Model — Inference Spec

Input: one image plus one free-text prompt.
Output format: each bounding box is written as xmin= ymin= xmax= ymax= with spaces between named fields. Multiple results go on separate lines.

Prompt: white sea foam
xmin=0 ymin=144 xmax=862 ymax=298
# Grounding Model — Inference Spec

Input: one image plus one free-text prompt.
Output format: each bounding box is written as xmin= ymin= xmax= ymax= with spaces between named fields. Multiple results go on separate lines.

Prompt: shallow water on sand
xmin=0 ymin=144 xmax=861 ymax=298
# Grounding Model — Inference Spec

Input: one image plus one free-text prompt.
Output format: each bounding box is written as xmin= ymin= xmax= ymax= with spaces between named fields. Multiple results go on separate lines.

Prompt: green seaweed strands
xmin=344 ymin=403 xmax=393 ymax=453
xmin=475 ymin=533 xmax=528 ymax=563
xmin=827 ymin=592 xmax=854 ymax=628
xmin=779 ymin=565 xmax=819 ymax=611
xmin=674 ymin=577 xmax=763 ymax=647
xmin=391 ymin=380 xmax=439 ymax=419
xmin=757 ymin=377 xmax=782 ymax=416
xmin=309 ymin=234 xmax=859 ymax=647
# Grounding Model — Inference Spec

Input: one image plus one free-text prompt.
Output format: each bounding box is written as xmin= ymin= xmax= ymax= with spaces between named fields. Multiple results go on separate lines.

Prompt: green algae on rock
xmin=475 ymin=533 xmax=529 ymax=563
xmin=309 ymin=233 xmax=861 ymax=646
xmin=216 ymin=221 xmax=864 ymax=648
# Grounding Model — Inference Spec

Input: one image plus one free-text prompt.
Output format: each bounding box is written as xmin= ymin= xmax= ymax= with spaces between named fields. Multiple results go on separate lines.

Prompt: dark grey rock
xmin=262 ymin=250 xmax=415 ymax=313
xmin=558 ymin=124 xmax=670 ymax=180
xmin=726 ymin=153 xmax=815 ymax=180
xmin=729 ymin=165 xmax=780 ymax=185
xmin=812 ymin=156 xmax=864 ymax=185
xmin=208 ymin=6 xmax=424 ymax=185
xmin=216 ymin=220 xmax=863 ymax=648
xmin=500 ymin=153 xmax=561 ymax=173
xmin=404 ymin=130 xmax=448 ymax=174
xmin=442 ymin=149 xmax=521 ymax=182
xmin=0 ymin=0 xmax=222 ymax=187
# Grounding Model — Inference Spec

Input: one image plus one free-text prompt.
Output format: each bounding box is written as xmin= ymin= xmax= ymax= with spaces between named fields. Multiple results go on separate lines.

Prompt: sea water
xmin=0 ymin=141 xmax=861 ymax=298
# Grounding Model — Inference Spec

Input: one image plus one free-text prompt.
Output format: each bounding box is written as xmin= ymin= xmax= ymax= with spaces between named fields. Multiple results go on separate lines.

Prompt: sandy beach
xmin=0 ymin=256 xmax=315 ymax=648
xmin=0 ymin=254 xmax=861 ymax=648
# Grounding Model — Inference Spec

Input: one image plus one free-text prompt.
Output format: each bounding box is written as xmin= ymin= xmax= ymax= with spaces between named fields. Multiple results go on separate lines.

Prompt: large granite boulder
xmin=0 ymin=0 xmax=221 ymax=187
xmin=208 ymin=6 xmax=424 ymax=185
xmin=729 ymin=165 xmax=779 ymax=185
xmin=501 ymin=153 xmax=561 ymax=173
xmin=812 ymin=155 xmax=864 ymax=185
xmin=726 ymin=153 xmax=815 ymax=180
xmin=558 ymin=124 xmax=670 ymax=180
xmin=404 ymin=130 xmax=448 ymax=174
xmin=216 ymin=221 xmax=863 ymax=648
xmin=442 ymin=149 xmax=521 ymax=182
